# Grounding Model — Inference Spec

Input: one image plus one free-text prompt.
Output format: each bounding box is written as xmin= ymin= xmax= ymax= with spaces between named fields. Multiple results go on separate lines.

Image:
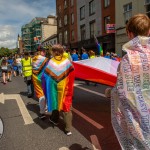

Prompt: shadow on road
xmin=26 ymin=102 xmax=52 ymax=129
xmin=19 ymin=91 xmax=38 ymax=101
xmin=69 ymin=143 xmax=91 ymax=150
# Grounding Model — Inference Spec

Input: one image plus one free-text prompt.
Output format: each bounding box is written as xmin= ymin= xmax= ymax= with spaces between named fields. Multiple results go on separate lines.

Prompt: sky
xmin=0 ymin=0 xmax=56 ymax=49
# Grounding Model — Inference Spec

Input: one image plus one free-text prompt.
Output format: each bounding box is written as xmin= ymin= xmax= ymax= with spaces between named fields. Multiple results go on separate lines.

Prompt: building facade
xmin=21 ymin=16 xmax=57 ymax=52
xmin=76 ymin=0 xmax=115 ymax=54
xmin=56 ymin=0 xmax=115 ymax=54
xmin=42 ymin=34 xmax=57 ymax=47
xmin=56 ymin=0 xmax=78 ymax=49
xmin=17 ymin=34 xmax=24 ymax=54
xmin=76 ymin=0 xmax=102 ymax=53
xmin=100 ymin=0 xmax=115 ymax=53
xmin=41 ymin=15 xmax=57 ymax=41
xmin=69 ymin=0 xmax=78 ymax=49
xmin=115 ymin=0 xmax=150 ymax=56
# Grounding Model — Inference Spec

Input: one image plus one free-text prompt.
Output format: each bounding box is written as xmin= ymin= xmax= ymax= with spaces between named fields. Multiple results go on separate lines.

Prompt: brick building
xmin=56 ymin=0 xmax=115 ymax=54
xmin=56 ymin=0 xmax=78 ymax=49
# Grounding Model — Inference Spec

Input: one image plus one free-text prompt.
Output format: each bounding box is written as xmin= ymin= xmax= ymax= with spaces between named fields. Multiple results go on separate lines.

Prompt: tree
xmin=0 ymin=47 xmax=15 ymax=57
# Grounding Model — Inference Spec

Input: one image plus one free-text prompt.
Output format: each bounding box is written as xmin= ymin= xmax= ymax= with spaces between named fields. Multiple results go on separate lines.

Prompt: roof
xmin=42 ymin=34 xmax=57 ymax=43
xmin=47 ymin=15 xmax=56 ymax=18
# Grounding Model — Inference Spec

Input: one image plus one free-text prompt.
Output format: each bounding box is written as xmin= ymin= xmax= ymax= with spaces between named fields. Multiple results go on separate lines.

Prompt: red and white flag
xmin=73 ymin=57 xmax=120 ymax=86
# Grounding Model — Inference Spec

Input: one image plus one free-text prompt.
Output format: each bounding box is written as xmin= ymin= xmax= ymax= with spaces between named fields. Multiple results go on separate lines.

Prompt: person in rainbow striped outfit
xmin=42 ymin=44 xmax=75 ymax=136
xmin=32 ymin=46 xmax=49 ymax=119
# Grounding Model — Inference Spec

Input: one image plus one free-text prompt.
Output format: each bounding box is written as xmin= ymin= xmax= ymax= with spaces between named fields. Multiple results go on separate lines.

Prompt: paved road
xmin=0 ymin=76 xmax=121 ymax=150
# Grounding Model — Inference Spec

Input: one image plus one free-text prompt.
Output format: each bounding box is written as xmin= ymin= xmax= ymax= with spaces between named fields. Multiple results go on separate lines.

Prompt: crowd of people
xmin=0 ymin=55 xmax=23 ymax=84
xmin=0 ymin=13 xmax=150 ymax=149
xmin=0 ymin=45 xmax=75 ymax=136
xmin=69 ymin=48 xmax=121 ymax=62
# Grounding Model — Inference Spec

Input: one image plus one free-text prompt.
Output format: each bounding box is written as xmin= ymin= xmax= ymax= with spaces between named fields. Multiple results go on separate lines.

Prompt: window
xmin=104 ymin=16 xmax=110 ymax=32
xmin=145 ymin=0 xmax=150 ymax=4
xmin=90 ymin=21 xmax=96 ymax=38
xmin=145 ymin=0 xmax=150 ymax=18
xmin=58 ymin=5 xmax=61 ymax=13
xmin=64 ymin=15 xmax=68 ymax=25
xmin=80 ymin=6 xmax=85 ymax=20
xmin=70 ymin=0 xmax=74 ymax=6
xmin=123 ymin=3 xmax=132 ymax=24
xmin=71 ymin=30 xmax=74 ymax=41
xmin=59 ymin=33 xmax=62 ymax=44
xmin=89 ymin=0 xmax=95 ymax=15
xmin=80 ymin=25 xmax=86 ymax=41
xmin=64 ymin=0 xmax=67 ymax=9
xmin=59 ymin=19 xmax=62 ymax=27
xmin=64 ymin=30 xmax=68 ymax=44
xmin=36 ymin=31 xmax=41 ymax=36
xmin=71 ymin=13 xmax=74 ymax=24
xmin=104 ymin=0 xmax=110 ymax=7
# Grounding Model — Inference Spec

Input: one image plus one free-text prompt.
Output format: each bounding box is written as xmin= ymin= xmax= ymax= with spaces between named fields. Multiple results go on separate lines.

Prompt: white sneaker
xmin=65 ymin=131 xmax=72 ymax=136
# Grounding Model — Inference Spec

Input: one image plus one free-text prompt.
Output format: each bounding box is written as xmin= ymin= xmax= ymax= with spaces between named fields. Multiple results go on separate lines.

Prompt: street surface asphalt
xmin=0 ymin=76 xmax=121 ymax=150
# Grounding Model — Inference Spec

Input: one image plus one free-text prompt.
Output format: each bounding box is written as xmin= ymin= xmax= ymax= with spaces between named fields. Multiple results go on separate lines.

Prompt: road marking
xmin=0 ymin=93 xmax=4 ymax=104
xmin=59 ymin=147 xmax=69 ymax=150
xmin=73 ymin=108 xmax=103 ymax=129
xmin=0 ymin=117 xmax=4 ymax=139
xmin=74 ymin=84 xmax=106 ymax=98
xmin=0 ymin=93 xmax=34 ymax=125
xmin=90 ymin=135 xmax=102 ymax=150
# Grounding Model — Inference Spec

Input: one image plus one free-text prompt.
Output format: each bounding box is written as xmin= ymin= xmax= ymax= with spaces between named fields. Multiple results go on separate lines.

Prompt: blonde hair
xmin=89 ymin=50 xmax=95 ymax=56
xmin=126 ymin=14 xmax=150 ymax=36
xmin=52 ymin=44 xmax=64 ymax=56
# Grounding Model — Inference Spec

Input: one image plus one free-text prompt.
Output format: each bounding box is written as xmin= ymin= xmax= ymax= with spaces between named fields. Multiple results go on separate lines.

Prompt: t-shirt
xmin=7 ymin=59 xmax=13 ymax=65
xmin=16 ymin=58 xmax=22 ymax=65
xmin=71 ymin=54 xmax=78 ymax=61
xmin=81 ymin=53 xmax=89 ymax=60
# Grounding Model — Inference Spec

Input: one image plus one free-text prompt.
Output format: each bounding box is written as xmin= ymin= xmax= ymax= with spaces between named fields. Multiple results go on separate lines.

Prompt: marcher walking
xmin=32 ymin=46 xmax=49 ymax=119
xmin=42 ymin=44 xmax=75 ymax=136
xmin=110 ymin=14 xmax=150 ymax=149
xmin=21 ymin=52 xmax=33 ymax=98
xmin=1 ymin=58 xmax=8 ymax=84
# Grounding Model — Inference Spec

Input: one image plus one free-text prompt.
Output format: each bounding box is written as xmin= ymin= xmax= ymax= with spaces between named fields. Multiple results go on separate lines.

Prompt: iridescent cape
xmin=42 ymin=56 xmax=75 ymax=112
xmin=32 ymin=55 xmax=48 ymax=98
xmin=111 ymin=36 xmax=150 ymax=149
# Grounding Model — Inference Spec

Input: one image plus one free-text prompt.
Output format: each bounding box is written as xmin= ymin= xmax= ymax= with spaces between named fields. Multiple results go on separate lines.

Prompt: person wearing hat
xmin=21 ymin=52 xmax=33 ymax=97
xmin=32 ymin=45 xmax=49 ymax=119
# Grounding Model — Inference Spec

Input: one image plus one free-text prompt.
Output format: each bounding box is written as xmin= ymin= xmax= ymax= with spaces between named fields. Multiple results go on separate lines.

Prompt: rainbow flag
xmin=42 ymin=56 xmax=75 ymax=112
xmin=97 ymin=43 xmax=103 ymax=56
xmin=94 ymin=34 xmax=103 ymax=56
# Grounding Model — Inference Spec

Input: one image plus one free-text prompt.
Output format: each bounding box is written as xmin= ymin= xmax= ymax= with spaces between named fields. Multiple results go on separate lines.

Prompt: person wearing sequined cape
xmin=42 ymin=44 xmax=75 ymax=135
xmin=111 ymin=14 xmax=150 ymax=149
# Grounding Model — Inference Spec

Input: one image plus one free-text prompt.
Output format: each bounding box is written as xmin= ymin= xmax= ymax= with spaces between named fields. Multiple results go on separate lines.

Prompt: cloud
xmin=0 ymin=0 xmax=56 ymax=48
xmin=0 ymin=25 xmax=17 ymax=48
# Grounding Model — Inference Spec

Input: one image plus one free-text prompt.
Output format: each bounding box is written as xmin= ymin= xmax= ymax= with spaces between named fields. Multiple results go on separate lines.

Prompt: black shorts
xmin=2 ymin=69 xmax=8 ymax=73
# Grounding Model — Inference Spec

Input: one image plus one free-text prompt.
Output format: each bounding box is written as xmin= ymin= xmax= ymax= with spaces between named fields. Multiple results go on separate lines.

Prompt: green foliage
xmin=0 ymin=47 xmax=17 ymax=57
